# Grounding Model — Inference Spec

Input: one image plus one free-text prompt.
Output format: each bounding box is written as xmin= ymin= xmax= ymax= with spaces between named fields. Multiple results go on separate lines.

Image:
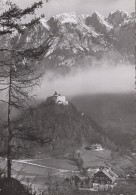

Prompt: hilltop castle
xmin=51 ymin=92 xmax=68 ymax=105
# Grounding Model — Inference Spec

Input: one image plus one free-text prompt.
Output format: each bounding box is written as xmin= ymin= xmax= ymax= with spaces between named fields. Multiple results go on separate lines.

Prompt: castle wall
xmin=55 ymin=96 xmax=68 ymax=105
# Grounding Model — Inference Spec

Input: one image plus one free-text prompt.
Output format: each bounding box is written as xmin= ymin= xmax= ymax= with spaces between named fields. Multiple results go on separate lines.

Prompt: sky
xmin=11 ymin=0 xmax=134 ymax=19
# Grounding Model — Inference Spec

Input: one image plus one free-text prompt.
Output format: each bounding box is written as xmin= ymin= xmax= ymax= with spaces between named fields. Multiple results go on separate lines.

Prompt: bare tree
xmin=0 ymin=0 xmax=52 ymax=178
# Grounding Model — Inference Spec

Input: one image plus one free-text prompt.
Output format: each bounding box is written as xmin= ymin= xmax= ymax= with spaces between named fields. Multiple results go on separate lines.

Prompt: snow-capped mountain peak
xmin=92 ymin=11 xmax=112 ymax=29
xmin=51 ymin=12 xmax=78 ymax=25
xmin=85 ymin=11 xmax=112 ymax=34
xmin=92 ymin=11 xmax=104 ymax=19
xmin=108 ymin=10 xmax=131 ymax=26
xmin=110 ymin=10 xmax=131 ymax=18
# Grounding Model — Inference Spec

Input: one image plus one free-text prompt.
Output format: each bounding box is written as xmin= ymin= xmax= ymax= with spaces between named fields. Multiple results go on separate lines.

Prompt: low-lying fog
xmin=36 ymin=64 xmax=134 ymax=99
xmin=0 ymin=61 xmax=134 ymax=122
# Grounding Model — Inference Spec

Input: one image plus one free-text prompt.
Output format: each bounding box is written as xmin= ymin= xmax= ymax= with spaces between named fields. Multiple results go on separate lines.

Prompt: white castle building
xmin=53 ymin=92 xmax=68 ymax=105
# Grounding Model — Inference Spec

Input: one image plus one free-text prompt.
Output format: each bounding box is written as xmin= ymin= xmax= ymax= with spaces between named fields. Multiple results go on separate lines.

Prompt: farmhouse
xmin=92 ymin=166 xmax=118 ymax=186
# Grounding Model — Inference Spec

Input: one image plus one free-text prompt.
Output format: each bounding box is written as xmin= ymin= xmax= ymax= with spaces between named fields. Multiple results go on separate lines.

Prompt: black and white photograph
xmin=0 ymin=0 xmax=135 ymax=194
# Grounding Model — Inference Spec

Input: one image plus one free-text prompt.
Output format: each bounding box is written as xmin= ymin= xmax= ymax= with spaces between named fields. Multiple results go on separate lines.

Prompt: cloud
xmin=36 ymin=63 xmax=134 ymax=99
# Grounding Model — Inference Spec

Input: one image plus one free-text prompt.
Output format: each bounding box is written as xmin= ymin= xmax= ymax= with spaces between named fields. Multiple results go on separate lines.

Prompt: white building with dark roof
xmin=52 ymin=92 xmax=68 ymax=105
xmin=92 ymin=166 xmax=118 ymax=186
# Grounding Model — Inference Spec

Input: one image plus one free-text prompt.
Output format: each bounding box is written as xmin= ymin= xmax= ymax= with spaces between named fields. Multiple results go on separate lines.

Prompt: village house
xmin=92 ymin=166 xmax=118 ymax=190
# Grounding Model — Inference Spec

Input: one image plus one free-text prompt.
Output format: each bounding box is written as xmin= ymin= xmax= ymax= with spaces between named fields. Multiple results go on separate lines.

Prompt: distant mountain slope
xmin=0 ymin=10 xmax=134 ymax=73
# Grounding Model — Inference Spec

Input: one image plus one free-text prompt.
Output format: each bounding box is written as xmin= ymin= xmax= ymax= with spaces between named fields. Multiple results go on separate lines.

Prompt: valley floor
xmin=0 ymin=148 xmax=136 ymax=194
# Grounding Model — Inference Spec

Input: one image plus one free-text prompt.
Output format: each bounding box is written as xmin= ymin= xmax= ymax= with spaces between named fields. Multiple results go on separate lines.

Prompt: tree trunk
xmin=7 ymin=64 xmax=12 ymax=179
xmin=7 ymin=150 xmax=12 ymax=178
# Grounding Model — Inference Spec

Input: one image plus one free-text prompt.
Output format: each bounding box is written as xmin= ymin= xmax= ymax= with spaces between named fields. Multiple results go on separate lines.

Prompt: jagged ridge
xmin=0 ymin=10 xmax=134 ymax=72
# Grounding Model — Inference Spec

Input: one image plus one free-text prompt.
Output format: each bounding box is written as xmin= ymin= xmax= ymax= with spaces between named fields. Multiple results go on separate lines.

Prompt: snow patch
xmin=54 ymin=12 xmax=78 ymax=25
xmin=92 ymin=12 xmax=113 ymax=30
xmin=110 ymin=10 xmax=131 ymax=18
xmin=108 ymin=10 xmax=131 ymax=26
xmin=40 ymin=18 xmax=50 ymax=30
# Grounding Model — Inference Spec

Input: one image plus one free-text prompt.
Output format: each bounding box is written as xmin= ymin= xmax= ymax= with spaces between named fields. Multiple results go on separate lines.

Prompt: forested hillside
xmin=0 ymin=96 xmax=117 ymax=158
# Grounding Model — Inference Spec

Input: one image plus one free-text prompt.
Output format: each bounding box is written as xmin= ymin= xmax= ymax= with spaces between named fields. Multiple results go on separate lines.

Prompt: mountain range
xmin=0 ymin=10 xmax=134 ymax=73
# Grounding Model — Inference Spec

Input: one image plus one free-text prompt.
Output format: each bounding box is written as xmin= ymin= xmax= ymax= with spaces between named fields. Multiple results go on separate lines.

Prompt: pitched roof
xmin=94 ymin=168 xmax=118 ymax=182
xmin=108 ymin=169 xmax=118 ymax=179
xmin=102 ymin=169 xmax=117 ymax=182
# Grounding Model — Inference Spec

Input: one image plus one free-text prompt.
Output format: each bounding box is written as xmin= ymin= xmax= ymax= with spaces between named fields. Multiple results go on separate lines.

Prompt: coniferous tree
xmin=0 ymin=0 xmax=52 ymax=178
